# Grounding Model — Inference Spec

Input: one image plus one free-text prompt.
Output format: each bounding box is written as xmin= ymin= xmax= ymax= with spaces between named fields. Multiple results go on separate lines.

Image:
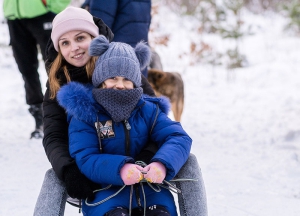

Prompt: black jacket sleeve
xmin=43 ymin=84 xmax=101 ymax=198
xmin=43 ymin=86 xmax=73 ymax=180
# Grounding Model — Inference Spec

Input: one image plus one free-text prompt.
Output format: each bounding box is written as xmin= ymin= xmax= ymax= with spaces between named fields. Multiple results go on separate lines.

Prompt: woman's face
xmin=58 ymin=30 xmax=93 ymax=67
xmin=102 ymin=76 xmax=134 ymax=90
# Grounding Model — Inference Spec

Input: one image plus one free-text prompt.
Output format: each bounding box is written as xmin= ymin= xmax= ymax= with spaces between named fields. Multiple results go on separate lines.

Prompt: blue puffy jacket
xmin=82 ymin=0 xmax=151 ymax=47
xmin=57 ymin=82 xmax=192 ymax=187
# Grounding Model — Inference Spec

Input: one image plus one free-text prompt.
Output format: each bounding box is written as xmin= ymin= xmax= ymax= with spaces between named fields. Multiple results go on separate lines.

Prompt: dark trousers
xmin=7 ymin=12 xmax=55 ymax=105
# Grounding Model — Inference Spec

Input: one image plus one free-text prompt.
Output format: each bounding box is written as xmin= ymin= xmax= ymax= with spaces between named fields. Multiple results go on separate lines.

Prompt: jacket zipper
xmin=124 ymin=120 xmax=143 ymax=212
xmin=123 ymin=119 xmax=131 ymax=156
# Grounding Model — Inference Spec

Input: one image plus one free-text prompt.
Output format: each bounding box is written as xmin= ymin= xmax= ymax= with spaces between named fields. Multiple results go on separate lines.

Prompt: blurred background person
xmin=81 ymin=0 xmax=151 ymax=77
xmin=2 ymin=0 xmax=71 ymax=138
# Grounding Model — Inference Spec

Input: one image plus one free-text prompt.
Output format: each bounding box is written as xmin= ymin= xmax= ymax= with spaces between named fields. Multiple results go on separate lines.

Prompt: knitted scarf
xmin=92 ymin=87 xmax=143 ymax=123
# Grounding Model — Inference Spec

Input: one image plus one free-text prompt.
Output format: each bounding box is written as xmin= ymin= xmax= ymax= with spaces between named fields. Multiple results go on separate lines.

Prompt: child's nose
xmin=115 ymin=80 xmax=125 ymax=89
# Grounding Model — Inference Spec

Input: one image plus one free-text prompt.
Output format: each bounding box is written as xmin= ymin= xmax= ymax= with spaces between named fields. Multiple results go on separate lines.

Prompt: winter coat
xmin=57 ymin=82 xmax=192 ymax=186
xmin=43 ymin=18 xmax=155 ymax=180
xmin=82 ymin=0 xmax=151 ymax=47
xmin=3 ymin=0 xmax=71 ymax=20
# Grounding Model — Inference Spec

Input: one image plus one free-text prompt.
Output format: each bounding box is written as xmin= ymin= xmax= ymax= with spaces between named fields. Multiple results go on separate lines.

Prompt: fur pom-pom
xmin=134 ymin=41 xmax=151 ymax=70
xmin=89 ymin=35 xmax=109 ymax=56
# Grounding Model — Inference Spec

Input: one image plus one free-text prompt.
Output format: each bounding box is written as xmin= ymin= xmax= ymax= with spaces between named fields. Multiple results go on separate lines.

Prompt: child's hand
xmin=120 ymin=163 xmax=143 ymax=185
xmin=142 ymin=162 xmax=166 ymax=183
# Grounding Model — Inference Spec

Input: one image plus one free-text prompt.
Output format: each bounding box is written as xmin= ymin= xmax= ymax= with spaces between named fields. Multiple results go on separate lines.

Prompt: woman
xmin=36 ymin=6 xmax=207 ymax=216
xmin=43 ymin=6 xmax=115 ymax=200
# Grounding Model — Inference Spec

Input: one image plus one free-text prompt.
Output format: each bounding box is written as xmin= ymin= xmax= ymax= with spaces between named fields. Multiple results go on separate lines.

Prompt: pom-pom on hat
xmin=51 ymin=6 xmax=99 ymax=51
xmin=90 ymin=35 xmax=151 ymax=88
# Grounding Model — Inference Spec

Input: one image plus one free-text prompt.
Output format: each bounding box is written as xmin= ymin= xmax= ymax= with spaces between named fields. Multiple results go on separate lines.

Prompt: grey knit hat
xmin=89 ymin=35 xmax=151 ymax=88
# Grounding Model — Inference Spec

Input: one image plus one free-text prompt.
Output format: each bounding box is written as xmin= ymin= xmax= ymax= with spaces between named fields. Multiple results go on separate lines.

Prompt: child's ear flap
xmin=134 ymin=41 xmax=151 ymax=70
xmin=89 ymin=35 xmax=109 ymax=56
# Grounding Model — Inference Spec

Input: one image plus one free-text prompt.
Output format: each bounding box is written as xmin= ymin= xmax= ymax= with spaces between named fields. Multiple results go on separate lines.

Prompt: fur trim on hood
xmin=57 ymin=82 xmax=170 ymax=122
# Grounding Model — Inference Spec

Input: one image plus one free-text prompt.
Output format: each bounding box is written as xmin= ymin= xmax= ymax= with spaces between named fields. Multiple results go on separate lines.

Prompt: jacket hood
xmin=57 ymin=82 xmax=170 ymax=123
xmin=57 ymin=82 xmax=98 ymax=123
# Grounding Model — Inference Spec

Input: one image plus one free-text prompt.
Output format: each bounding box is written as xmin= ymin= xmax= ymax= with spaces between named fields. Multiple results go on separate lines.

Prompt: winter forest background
xmin=1 ymin=0 xmax=300 ymax=215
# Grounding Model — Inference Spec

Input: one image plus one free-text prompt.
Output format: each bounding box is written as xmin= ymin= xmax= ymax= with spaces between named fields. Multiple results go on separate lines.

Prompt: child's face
xmin=58 ymin=30 xmax=93 ymax=67
xmin=101 ymin=76 xmax=134 ymax=90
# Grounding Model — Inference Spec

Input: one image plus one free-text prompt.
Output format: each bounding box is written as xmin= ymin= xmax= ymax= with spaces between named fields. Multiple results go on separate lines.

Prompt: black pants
xmin=7 ymin=12 xmax=55 ymax=105
xmin=105 ymin=205 xmax=171 ymax=216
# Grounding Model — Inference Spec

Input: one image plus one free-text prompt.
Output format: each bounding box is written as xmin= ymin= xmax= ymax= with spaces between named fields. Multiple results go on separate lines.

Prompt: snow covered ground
xmin=1 ymin=2 xmax=300 ymax=216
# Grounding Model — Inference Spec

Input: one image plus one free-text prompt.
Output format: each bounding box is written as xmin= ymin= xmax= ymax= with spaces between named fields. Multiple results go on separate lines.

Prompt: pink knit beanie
xmin=51 ymin=6 xmax=99 ymax=51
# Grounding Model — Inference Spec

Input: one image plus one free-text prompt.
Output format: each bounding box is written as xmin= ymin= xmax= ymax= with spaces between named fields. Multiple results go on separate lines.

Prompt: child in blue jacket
xmin=57 ymin=35 xmax=192 ymax=216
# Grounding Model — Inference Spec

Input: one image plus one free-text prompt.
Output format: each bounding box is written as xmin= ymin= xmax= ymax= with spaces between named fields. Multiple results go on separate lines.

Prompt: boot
xmin=28 ymin=103 xmax=44 ymax=139
xmin=145 ymin=205 xmax=171 ymax=216
xmin=105 ymin=207 xmax=129 ymax=216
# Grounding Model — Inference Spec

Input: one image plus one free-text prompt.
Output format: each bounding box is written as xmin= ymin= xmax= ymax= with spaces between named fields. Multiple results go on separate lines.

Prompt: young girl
xmin=56 ymin=35 xmax=192 ymax=215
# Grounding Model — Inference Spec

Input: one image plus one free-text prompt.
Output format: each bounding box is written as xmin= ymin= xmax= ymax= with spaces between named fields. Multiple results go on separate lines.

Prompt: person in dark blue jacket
xmin=81 ymin=0 xmax=151 ymax=77
xmin=57 ymin=35 xmax=192 ymax=216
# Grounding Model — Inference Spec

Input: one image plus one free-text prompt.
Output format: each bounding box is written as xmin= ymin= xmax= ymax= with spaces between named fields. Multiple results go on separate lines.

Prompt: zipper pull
xmin=124 ymin=120 xmax=131 ymax=130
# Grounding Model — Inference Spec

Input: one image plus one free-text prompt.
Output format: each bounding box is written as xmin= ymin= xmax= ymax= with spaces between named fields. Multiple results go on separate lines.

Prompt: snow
xmin=1 ymin=2 xmax=300 ymax=216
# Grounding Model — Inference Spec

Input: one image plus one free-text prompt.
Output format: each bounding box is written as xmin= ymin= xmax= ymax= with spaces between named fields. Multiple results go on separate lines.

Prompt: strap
xmin=85 ymin=185 xmax=126 ymax=207
xmin=96 ymin=115 xmax=103 ymax=153
xmin=150 ymin=104 xmax=159 ymax=135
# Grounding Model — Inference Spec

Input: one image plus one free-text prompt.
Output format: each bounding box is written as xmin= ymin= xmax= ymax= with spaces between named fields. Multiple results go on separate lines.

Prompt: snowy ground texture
xmin=1 ymin=2 xmax=300 ymax=216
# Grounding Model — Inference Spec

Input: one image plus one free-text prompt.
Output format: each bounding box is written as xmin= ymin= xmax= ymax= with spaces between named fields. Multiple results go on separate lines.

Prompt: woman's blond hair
xmin=48 ymin=52 xmax=97 ymax=99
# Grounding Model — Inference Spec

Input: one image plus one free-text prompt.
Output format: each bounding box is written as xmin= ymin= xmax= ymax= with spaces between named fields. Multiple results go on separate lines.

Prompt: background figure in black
xmin=2 ymin=0 xmax=70 ymax=138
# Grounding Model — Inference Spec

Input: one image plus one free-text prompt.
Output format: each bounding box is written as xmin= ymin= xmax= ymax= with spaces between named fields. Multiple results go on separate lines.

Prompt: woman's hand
xmin=64 ymin=164 xmax=98 ymax=200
